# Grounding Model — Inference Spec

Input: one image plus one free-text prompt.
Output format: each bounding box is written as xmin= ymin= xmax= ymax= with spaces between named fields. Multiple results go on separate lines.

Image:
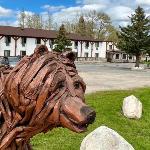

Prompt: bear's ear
xmin=34 ymin=45 xmax=49 ymax=56
xmin=62 ymin=51 xmax=76 ymax=62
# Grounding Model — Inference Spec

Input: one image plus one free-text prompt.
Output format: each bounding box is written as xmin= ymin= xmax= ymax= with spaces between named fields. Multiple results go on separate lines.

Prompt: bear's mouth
xmin=60 ymin=111 xmax=89 ymax=133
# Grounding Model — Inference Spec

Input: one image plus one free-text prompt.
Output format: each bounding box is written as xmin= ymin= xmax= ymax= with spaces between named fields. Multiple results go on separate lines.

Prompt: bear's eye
xmin=74 ymin=82 xmax=80 ymax=89
xmin=58 ymin=81 xmax=65 ymax=90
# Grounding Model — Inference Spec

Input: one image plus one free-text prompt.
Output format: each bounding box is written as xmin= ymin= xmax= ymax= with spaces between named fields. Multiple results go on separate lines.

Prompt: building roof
xmin=0 ymin=26 xmax=109 ymax=42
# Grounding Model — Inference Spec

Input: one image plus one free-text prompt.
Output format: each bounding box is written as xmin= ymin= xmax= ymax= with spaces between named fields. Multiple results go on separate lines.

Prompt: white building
xmin=0 ymin=26 xmax=115 ymax=61
xmin=106 ymin=42 xmax=135 ymax=63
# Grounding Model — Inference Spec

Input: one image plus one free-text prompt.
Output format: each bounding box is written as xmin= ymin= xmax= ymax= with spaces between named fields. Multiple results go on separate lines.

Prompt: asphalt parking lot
xmin=76 ymin=63 xmax=150 ymax=93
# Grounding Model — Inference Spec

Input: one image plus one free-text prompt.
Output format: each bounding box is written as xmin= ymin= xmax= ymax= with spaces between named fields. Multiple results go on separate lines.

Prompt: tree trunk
xmin=135 ymin=54 xmax=140 ymax=67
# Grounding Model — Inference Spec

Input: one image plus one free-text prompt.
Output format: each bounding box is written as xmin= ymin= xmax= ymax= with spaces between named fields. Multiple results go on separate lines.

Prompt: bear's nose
xmin=87 ymin=110 xmax=96 ymax=124
xmin=80 ymin=106 xmax=96 ymax=124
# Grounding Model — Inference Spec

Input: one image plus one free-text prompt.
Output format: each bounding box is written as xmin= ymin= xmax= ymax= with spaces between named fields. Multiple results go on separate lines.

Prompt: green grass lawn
xmin=31 ymin=88 xmax=150 ymax=150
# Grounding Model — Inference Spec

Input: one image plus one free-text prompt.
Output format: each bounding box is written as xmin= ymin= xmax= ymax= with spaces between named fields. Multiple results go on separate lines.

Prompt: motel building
xmin=0 ymin=26 xmax=136 ymax=62
xmin=106 ymin=44 xmax=136 ymax=63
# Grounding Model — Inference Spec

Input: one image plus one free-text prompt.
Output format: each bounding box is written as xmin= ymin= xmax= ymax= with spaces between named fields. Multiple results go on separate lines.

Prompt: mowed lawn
xmin=31 ymin=88 xmax=150 ymax=150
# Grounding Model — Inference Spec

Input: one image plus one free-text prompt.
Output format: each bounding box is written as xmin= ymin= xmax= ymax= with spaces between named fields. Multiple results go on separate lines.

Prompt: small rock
xmin=80 ymin=126 xmax=134 ymax=150
xmin=122 ymin=95 xmax=142 ymax=119
xmin=131 ymin=66 xmax=145 ymax=70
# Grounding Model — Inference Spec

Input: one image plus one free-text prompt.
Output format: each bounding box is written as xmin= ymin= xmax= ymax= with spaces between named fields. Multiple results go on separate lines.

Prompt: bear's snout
xmin=61 ymin=97 xmax=96 ymax=129
xmin=80 ymin=106 xmax=96 ymax=125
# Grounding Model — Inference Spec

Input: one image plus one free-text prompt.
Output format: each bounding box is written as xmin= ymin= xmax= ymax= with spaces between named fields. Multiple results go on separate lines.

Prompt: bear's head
xmin=3 ymin=45 xmax=96 ymax=139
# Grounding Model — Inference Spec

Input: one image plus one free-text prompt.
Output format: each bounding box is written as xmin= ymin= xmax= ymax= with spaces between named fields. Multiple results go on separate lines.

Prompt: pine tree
xmin=54 ymin=24 xmax=72 ymax=52
xmin=76 ymin=16 xmax=87 ymax=36
xmin=117 ymin=6 xmax=150 ymax=67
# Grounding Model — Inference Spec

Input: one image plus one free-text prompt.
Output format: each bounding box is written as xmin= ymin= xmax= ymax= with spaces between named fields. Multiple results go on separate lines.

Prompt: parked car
xmin=0 ymin=56 xmax=21 ymax=67
xmin=8 ymin=56 xmax=21 ymax=67
xmin=0 ymin=56 xmax=9 ymax=66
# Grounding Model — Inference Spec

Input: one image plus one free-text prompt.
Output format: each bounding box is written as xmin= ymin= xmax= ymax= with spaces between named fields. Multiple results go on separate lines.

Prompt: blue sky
xmin=0 ymin=0 xmax=76 ymax=12
xmin=0 ymin=0 xmax=150 ymax=27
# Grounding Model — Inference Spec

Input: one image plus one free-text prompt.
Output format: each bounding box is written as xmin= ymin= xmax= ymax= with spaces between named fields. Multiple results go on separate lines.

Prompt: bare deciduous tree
xmin=18 ymin=10 xmax=26 ymax=28
xmin=18 ymin=9 xmax=118 ymax=42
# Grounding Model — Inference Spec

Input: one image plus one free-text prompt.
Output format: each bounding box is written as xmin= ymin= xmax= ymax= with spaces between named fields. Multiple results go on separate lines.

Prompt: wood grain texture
xmin=0 ymin=45 xmax=95 ymax=150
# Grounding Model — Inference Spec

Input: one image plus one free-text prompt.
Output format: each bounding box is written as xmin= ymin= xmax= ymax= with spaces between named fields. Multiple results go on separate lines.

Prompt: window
xmin=84 ymin=52 xmax=89 ymax=58
xmin=36 ymin=38 xmax=41 ymax=44
xmin=115 ymin=54 xmax=119 ymax=59
xmin=74 ymin=41 xmax=78 ymax=49
xmin=49 ymin=39 xmax=54 ymax=48
xmin=21 ymin=37 xmax=27 ymax=47
xmin=109 ymin=45 xmax=113 ymax=50
xmin=123 ymin=54 xmax=127 ymax=59
xmin=4 ymin=50 xmax=10 ymax=57
xmin=95 ymin=53 xmax=99 ymax=58
xmin=5 ymin=36 xmax=11 ymax=46
xmin=20 ymin=51 xmax=26 ymax=57
xmin=95 ymin=42 xmax=99 ymax=47
xmin=85 ymin=42 xmax=89 ymax=49
xmin=74 ymin=52 xmax=78 ymax=58
xmin=129 ymin=55 xmax=132 ymax=59
xmin=95 ymin=42 xmax=99 ymax=50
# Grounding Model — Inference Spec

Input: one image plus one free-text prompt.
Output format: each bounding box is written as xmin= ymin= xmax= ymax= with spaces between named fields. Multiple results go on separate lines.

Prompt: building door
xmin=20 ymin=51 xmax=26 ymax=57
xmin=84 ymin=52 xmax=89 ymax=60
xmin=85 ymin=52 xmax=88 ymax=57
xmin=4 ymin=50 xmax=10 ymax=57
xmin=74 ymin=52 xmax=78 ymax=59
xmin=106 ymin=52 xmax=113 ymax=62
xmin=95 ymin=53 xmax=99 ymax=60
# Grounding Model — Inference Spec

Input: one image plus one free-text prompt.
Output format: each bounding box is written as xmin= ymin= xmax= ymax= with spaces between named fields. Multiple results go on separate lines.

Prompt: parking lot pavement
xmin=76 ymin=63 xmax=150 ymax=93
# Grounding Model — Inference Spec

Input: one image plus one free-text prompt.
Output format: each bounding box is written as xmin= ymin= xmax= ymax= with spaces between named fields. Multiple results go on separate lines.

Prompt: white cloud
xmin=0 ymin=10 xmax=35 ymax=26
xmin=42 ymin=5 xmax=65 ymax=12
xmin=106 ymin=6 xmax=133 ymax=21
xmin=115 ymin=20 xmax=130 ymax=27
xmin=24 ymin=11 xmax=34 ymax=16
xmin=52 ymin=6 xmax=81 ymax=24
xmin=76 ymin=0 xmax=82 ymax=4
xmin=10 ymin=20 xmax=18 ymax=26
xmin=51 ymin=3 xmax=135 ymax=27
xmin=0 ymin=20 xmax=18 ymax=26
xmin=136 ymin=0 xmax=150 ymax=5
xmin=55 ymin=0 xmax=138 ymax=26
xmin=82 ymin=0 xmax=135 ymax=6
xmin=83 ymin=0 xmax=110 ymax=5
xmin=52 ymin=4 xmax=106 ymax=24
xmin=16 ymin=10 xmax=34 ymax=18
xmin=0 ymin=6 xmax=18 ymax=26
xmin=0 ymin=6 xmax=14 ymax=17
xmin=83 ymin=4 xmax=106 ymax=11
xmin=16 ymin=10 xmax=34 ymax=24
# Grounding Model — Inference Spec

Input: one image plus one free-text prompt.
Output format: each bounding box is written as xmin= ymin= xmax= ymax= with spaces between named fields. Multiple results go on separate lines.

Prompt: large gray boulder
xmin=80 ymin=126 xmax=134 ymax=150
xmin=122 ymin=95 xmax=142 ymax=119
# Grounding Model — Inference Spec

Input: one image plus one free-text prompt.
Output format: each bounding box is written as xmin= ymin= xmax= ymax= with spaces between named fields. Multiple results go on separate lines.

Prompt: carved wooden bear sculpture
xmin=0 ymin=45 xmax=96 ymax=150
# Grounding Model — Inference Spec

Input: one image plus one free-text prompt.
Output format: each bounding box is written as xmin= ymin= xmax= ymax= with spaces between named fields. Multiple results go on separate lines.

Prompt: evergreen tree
xmin=117 ymin=6 xmax=150 ymax=67
xmin=54 ymin=24 xmax=72 ymax=52
xmin=76 ymin=16 xmax=87 ymax=36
